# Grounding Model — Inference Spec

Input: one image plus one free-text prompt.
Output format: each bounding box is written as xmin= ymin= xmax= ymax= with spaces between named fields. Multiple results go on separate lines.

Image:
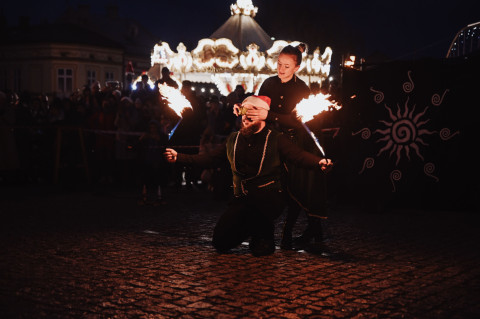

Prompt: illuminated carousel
xmin=147 ymin=0 xmax=333 ymax=96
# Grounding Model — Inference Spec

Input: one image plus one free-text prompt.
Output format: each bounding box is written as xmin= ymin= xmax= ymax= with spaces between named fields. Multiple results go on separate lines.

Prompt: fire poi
xmin=158 ymin=83 xmax=193 ymax=140
xmin=295 ymin=92 xmax=341 ymax=157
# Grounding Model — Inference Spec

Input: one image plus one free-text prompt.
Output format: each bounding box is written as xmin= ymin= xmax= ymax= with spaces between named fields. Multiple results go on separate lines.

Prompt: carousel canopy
xmin=210 ymin=10 xmax=273 ymax=51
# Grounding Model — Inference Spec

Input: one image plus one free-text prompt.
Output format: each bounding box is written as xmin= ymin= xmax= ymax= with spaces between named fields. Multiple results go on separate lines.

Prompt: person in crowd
xmin=132 ymin=74 xmax=154 ymax=104
xmin=132 ymin=97 xmax=150 ymax=132
xmin=0 ymin=91 xmax=20 ymax=178
xmin=197 ymin=126 xmax=232 ymax=200
xmin=165 ymin=84 xmax=204 ymax=190
xmin=88 ymin=91 xmax=117 ymax=184
xmin=137 ymin=118 xmax=169 ymax=206
xmin=90 ymin=80 xmax=104 ymax=110
xmin=226 ymin=84 xmax=246 ymax=108
xmin=181 ymin=80 xmax=206 ymax=132
xmin=206 ymin=95 xmax=230 ymax=142
xmin=47 ymin=97 xmax=65 ymax=125
xmin=239 ymin=43 xmax=330 ymax=252
xmin=155 ymin=67 xmax=179 ymax=89
xmin=226 ymin=85 xmax=246 ymax=131
xmin=114 ymin=96 xmax=138 ymax=185
xmin=164 ymin=95 xmax=332 ymax=256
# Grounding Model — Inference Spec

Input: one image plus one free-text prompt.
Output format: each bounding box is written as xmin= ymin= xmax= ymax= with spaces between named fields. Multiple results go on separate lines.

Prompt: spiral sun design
xmin=354 ymin=70 xmax=458 ymax=191
xmin=375 ymin=96 xmax=436 ymax=165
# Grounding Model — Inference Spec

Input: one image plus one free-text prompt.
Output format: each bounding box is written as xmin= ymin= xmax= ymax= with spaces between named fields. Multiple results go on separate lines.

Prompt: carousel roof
xmin=210 ymin=13 xmax=273 ymax=51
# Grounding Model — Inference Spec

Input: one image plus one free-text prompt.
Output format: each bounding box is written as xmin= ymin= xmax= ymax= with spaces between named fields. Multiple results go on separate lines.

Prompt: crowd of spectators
xmin=0 ymin=74 xmax=248 ymax=201
xmin=0 ymin=73 xmax=335 ymax=204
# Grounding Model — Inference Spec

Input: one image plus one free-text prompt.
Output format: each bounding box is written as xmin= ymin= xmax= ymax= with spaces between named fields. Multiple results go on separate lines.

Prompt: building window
xmin=87 ymin=70 xmax=96 ymax=86
xmin=57 ymin=68 xmax=73 ymax=93
xmin=105 ymin=71 xmax=114 ymax=82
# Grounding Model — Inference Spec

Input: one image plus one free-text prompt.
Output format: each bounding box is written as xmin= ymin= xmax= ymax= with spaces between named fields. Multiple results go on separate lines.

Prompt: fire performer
xmin=238 ymin=43 xmax=330 ymax=251
xmin=164 ymin=96 xmax=332 ymax=257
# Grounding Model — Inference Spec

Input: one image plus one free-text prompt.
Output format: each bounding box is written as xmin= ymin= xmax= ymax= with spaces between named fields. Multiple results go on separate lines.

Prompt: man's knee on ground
xmin=212 ymin=233 xmax=233 ymax=253
xmin=249 ymin=238 xmax=275 ymax=257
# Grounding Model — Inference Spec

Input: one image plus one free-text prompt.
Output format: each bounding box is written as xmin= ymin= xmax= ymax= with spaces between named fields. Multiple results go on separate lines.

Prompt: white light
xmin=201 ymin=88 xmax=205 ymax=92
xmin=329 ymin=76 xmax=334 ymax=82
xmin=210 ymin=89 xmax=215 ymax=93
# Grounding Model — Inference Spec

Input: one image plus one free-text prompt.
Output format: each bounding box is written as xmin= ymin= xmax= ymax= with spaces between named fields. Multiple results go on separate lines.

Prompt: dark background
xmin=2 ymin=0 xmax=479 ymax=60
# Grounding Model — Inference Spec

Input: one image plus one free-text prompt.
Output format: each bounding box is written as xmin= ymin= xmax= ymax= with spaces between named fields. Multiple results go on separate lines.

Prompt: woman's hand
xmin=245 ymin=107 xmax=268 ymax=122
xmin=233 ymin=103 xmax=242 ymax=116
xmin=164 ymin=148 xmax=178 ymax=163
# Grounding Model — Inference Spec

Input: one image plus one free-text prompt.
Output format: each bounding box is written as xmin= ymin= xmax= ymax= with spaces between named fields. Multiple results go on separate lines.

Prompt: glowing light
xmin=230 ymin=0 xmax=258 ymax=17
xmin=295 ymin=92 xmax=341 ymax=123
xmin=344 ymin=55 xmax=356 ymax=68
xmin=172 ymin=42 xmax=193 ymax=73
xmin=132 ymin=75 xmax=155 ymax=91
xmin=191 ymin=38 xmax=239 ymax=70
xmin=239 ymin=43 xmax=265 ymax=71
xmin=158 ymin=83 xmax=192 ymax=117
xmin=151 ymin=42 xmax=175 ymax=68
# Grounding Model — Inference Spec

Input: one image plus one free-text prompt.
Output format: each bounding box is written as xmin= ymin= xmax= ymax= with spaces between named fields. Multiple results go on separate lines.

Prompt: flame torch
xmin=158 ymin=83 xmax=193 ymax=140
xmin=295 ymin=92 xmax=341 ymax=157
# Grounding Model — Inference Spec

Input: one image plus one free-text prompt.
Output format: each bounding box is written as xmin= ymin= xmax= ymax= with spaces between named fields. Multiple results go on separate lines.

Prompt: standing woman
xmin=243 ymin=43 xmax=330 ymax=251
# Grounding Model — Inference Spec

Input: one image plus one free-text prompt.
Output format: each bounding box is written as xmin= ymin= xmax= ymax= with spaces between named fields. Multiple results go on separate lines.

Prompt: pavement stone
xmin=0 ymin=184 xmax=479 ymax=318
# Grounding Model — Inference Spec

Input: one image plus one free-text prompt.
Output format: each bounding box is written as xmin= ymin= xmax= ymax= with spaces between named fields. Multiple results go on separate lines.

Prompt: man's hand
xmin=319 ymin=158 xmax=333 ymax=172
xmin=164 ymin=148 xmax=178 ymax=163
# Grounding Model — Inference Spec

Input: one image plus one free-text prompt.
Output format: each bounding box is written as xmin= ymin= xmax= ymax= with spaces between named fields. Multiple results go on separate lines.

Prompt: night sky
xmin=2 ymin=0 xmax=479 ymax=61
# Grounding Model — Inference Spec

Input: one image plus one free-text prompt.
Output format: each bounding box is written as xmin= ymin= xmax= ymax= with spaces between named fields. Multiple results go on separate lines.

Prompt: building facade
xmin=0 ymin=4 xmax=158 ymax=98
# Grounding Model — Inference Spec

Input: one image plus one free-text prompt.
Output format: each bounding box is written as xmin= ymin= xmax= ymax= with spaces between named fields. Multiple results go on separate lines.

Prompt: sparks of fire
xmin=158 ymin=83 xmax=192 ymax=117
xmin=158 ymin=83 xmax=193 ymax=140
xmin=295 ymin=92 xmax=341 ymax=123
xmin=295 ymin=92 xmax=342 ymax=157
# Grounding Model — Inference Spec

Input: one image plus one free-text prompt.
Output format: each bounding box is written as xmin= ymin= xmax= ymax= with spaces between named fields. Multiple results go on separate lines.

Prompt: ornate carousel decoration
xmin=147 ymin=0 xmax=333 ymax=96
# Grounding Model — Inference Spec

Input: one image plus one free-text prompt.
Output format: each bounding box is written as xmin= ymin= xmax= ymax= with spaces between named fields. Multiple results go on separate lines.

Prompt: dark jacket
xmin=176 ymin=127 xmax=324 ymax=196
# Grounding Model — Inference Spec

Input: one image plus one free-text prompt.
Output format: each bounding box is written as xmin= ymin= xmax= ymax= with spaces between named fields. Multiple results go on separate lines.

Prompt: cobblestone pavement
xmin=1 ymin=184 xmax=479 ymax=319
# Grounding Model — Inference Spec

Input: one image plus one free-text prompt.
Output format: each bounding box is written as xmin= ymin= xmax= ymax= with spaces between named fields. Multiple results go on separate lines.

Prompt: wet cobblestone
xmin=1 ymin=185 xmax=479 ymax=318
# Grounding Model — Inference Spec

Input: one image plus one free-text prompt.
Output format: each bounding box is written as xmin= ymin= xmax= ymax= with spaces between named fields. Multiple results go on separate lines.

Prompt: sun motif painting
xmin=375 ymin=96 xmax=435 ymax=166
xmin=353 ymin=70 xmax=458 ymax=192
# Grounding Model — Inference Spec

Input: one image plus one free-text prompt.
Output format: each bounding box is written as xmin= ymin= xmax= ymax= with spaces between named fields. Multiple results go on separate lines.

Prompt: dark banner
xmin=321 ymin=55 xmax=479 ymax=212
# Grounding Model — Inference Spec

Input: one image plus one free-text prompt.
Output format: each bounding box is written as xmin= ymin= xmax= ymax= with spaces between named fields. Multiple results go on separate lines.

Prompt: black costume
xmin=259 ymin=75 xmax=328 ymax=248
xmin=176 ymin=126 xmax=325 ymax=256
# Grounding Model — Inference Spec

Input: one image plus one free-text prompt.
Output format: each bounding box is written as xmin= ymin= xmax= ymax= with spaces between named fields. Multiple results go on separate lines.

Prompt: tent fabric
xmin=210 ymin=14 xmax=273 ymax=51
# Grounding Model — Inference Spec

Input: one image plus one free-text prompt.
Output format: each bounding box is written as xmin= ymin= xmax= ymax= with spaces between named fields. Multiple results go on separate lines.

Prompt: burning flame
xmin=295 ymin=92 xmax=341 ymax=123
xmin=158 ymin=83 xmax=192 ymax=117
xmin=344 ymin=55 xmax=356 ymax=68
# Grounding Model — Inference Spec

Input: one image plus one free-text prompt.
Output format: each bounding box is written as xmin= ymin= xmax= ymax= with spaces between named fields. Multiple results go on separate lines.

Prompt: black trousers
xmin=212 ymin=188 xmax=286 ymax=256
